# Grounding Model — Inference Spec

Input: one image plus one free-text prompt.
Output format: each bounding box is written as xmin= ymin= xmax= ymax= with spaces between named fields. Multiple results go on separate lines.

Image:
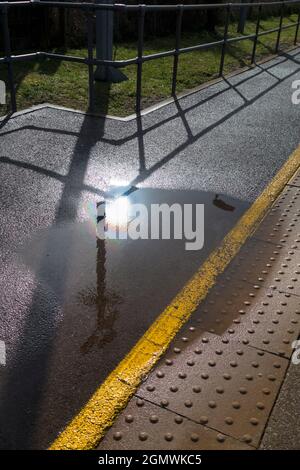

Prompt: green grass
xmin=0 ymin=13 xmax=299 ymax=117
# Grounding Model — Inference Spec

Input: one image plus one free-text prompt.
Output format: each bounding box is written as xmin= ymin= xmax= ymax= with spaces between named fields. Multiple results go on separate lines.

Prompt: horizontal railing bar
xmin=227 ymin=33 xmax=256 ymax=44
xmin=258 ymin=26 xmax=284 ymax=36
xmin=258 ymin=21 xmax=299 ymax=36
xmin=177 ymin=40 xmax=224 ymax=54
xmin=43 ymin=52 xmax=87 ymax=64
xmin=0 ymin=52 xmax=85 ymax=64
xmin=1 ymin=1 xmax=300 ymax=11
xmin=0 ymin=52 xmax=39 ymax=63
xmin=0 ymin=51 xmax=138 ymax=68
xmin=0 ymin=44 xmax=223 ymax=67
xmin=141 ymin=49 xmax=177 ymax=61
xmin=139 ymin=42 xmax=225 ymax=62
xmin=43 ymin=52 xmax=137 ymax=67
xmin=281 ymin=21 xmax=299 ymax=30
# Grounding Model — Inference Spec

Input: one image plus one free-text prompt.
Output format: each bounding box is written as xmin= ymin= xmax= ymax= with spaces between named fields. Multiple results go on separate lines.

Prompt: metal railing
xmin=1 ymin=0 xmax=300 ymax=114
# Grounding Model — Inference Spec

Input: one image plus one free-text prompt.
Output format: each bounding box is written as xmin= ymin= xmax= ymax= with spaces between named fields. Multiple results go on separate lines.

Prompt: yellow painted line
xmin=50 ymin=145 xmax=300 ymax=450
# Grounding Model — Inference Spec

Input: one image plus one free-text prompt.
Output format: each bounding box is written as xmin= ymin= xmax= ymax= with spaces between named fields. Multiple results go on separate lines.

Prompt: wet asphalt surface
xmin=0 ymin=49 xmax=299 ymax=449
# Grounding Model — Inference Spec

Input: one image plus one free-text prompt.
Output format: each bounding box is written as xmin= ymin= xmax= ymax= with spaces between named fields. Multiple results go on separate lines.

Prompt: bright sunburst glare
xmin=105 ymin=196 xmax=130 ymax=230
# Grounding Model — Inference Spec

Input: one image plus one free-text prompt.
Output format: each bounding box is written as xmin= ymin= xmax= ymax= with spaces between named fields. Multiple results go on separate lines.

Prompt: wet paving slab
xmin=0 ymin=182 xmax=248 ymax=449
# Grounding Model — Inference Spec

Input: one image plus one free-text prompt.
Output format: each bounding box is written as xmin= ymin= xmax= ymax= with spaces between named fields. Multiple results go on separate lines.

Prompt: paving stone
xmin=98 ymin=397 xmax=253 ymax=450
xmin=137 ymin=333 xmax=288 ymax=447
xmin=288 ymin=169 xmax=300 ymax=188
xmin=190 ymin=288 xmax=300 ymax=358
xmin=254 ymin=186 xmax=300 ymax=245
xmin=220 ymin=238 xmax=300 ymax=295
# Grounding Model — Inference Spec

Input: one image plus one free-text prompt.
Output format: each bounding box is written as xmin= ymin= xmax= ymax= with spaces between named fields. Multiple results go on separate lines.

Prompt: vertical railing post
xmin=87 ymin=7 xmax=95 ymax=112
xmin=136 ymin=5 xmax=145 ymax=114
xmin=251 ymin=5 xmax=262 ymax=64
xmin=275 ymin=2 xmax=284 ymax=53
xmin=294 ymin=11 xmax=300 ymax=45
xmin=219 ymin=4 xmax=231 ymax=77
xmin=171 ymin=4 xmax=183 ymax=97
xmin=1 ymin=4 xmax=17 ymax=113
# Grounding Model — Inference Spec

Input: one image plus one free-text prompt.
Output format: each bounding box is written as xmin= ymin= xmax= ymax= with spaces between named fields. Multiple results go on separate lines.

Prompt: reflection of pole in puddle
xmin=79 ymin=232 xmax=122 ymax=355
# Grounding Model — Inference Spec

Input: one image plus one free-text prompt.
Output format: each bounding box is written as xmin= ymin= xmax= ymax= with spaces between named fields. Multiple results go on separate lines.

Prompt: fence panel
xmin=0 ymin=1 xmax=300 ymax=114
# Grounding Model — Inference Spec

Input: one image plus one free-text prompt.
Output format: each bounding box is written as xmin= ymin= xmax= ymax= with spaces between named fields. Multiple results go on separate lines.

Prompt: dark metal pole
xmin=1 ymin=5 xmax=17 ymax=113
xmin=294 ymin=11 xmax=300 ymax=45
xmin=87 ymin=9 xmax=95 ymax=112
xmin=94 ymin=0 xmax=127 ymax=82
xmin=136 ymin=5 xmax=145 ymax=114
xmin=171 ymin=5 xmax=183 ymax=97
xmin=237 ymin=0 xmax=249 ymax=34
xmin=219 ymin=4 xmax=231 ymax=77
xmin=251 ymin=5 xmax=262 ymax=64
xmin=275 ymin=2 xmax=284 ymax=52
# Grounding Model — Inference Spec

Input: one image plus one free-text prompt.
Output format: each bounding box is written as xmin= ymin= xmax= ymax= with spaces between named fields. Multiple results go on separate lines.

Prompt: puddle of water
xmin=18 ymin=187 xmax=246 ymax=350
xmin=1 ymin=187 xmax=249 ymax=449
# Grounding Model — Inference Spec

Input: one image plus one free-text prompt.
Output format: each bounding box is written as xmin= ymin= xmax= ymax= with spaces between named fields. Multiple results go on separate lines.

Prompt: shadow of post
xmin=0 ymin=82 xmax=112 ymax=449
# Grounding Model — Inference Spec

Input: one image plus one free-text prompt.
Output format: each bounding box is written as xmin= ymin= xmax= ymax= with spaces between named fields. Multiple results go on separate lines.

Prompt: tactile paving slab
xmin=218 ymin=290 xmax=300 ymax=358
xmin=219 ymin=238 xmax=300 ymax=295
xmin=254 ymin=186 xmax=300 ymax=245
xmin=288 ymin=169 xmax=300 ymax=187
xmin=188 ymin=275 xmax=273 ymax=337
xmin=190 ymin=287 xmax=300 ymax=358
xmin=98 ymin=396 xmax=253 ymax=450
xmin=137 ymin=333 xmax=287 ymax=447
